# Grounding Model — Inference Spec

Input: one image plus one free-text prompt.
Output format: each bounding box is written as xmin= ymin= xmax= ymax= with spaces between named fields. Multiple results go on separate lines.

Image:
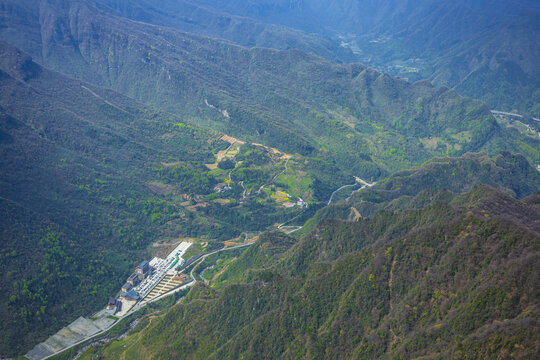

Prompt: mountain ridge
xmin=177 ymin=0 xmax=540 ymax=116
xmin=2 ymin=0 xmax=537 ymax=177
xmin=92 ymin=172 xmax=540 ymax=359
xmin=91 ymin=0 xmax=357 ymax=63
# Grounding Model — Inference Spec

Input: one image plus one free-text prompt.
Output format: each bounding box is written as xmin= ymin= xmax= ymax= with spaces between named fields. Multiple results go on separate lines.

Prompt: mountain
xmin=0 ymin=39 xmax=364 ymax=355
xmin=173 ymin=0 xmax=540 ymax=117
xmin=0 ymin=39 xmax=227 ymax=355
xmin=0 ymin=0 xmax=538 ymax=177
xmin=0 ymin=39 xmax=377 ymax=356
xmin=300 ymin=151 xmax=540 ymax=234
xmin=1 ymin=1 xmax=539 ymax=357
xmin=91 ymin=0 xmax=357 ymax=63
xmin=90 ymin=153 xmax=540 ymax=359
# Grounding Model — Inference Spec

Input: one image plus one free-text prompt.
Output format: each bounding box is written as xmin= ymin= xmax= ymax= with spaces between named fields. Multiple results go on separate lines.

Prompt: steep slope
xmin=383 ymin=3 xmax=540 ymax=115
xmin=435 ymin=16 xmax=540 ymax=115
xmin=94 ymin=163 xmax=540 ymax=359
xmin=0 ymin=40 xmax=225 ymax=355
xmin=91 ymin=0 xmax=357 ymax=63
xmin=301 ymin=151 xmax=540 ymax=234
xmin=0 ymin=40 xmax=391 ymax=356
xmin=1 ymin=0 xmax=537 ymax=176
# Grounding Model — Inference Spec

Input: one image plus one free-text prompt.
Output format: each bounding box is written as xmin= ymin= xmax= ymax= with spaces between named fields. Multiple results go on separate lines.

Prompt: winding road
xmin=32 ymin=174 xmax=377 ymax=359
xmin=189 ymin=242 xmax=254 ymax=281
xmin=272 ymin=157 xmax=290 ymax=183
xmin=328 ymin=177 xmax=376 ymax=205
xmin=491 ymin=110 xmax=540 ymax=122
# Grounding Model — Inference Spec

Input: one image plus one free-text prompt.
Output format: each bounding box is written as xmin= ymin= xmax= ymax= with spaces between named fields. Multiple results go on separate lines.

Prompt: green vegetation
xmin=156 ymin=163 xmax=217 ymax=195
xmin=0 ymin=1 xmax=539 ymax=357
xmin=2 ymin=0 xmax=538 ymax=176
xmin=217 ymin=158 xmax=235 ymax=170
xmin=300 ymin=151 xmax=540 ymax=237
xmin=92 ymin=154 xmax=540 ymax=359
xmin=0 ymin=41 xmax=240 ymax=354
xmin=0 ymin=41 xmax=349 ymax=355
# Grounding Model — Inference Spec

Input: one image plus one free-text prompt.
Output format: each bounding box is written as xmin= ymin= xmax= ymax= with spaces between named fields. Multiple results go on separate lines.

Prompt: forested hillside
xmin=90 ymin=153 xmax=540 ymax=359
xmin=0 ymin=41 xmax=355 ymax=355
xmin=0 ymin=40 xmax=228 ymax=354
xmin=0 ymin=40 xmax=370 ymax=355
xmin=301 ymin=151 xmax=540 ymax=234
xmin=1 ymin=0 xmax=537 ymax=177
xmin=0 ymin=1 xmax=538 ymax=357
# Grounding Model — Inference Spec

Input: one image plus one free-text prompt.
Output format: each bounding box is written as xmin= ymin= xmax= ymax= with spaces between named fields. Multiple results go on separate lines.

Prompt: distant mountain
xmin=91 ymin=0 xmax=357 ymax=63
xmin=0 ymin=0 xmax=537 ymax=177
xmin=92 ymin=153 xmax=540 ymax=359
xmin=177 ymin=0 xmax=540 ymax=116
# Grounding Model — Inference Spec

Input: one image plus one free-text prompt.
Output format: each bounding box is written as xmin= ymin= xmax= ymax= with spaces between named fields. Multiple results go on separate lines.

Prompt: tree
xmin=218 ymin=158 xmax=236 ymax=170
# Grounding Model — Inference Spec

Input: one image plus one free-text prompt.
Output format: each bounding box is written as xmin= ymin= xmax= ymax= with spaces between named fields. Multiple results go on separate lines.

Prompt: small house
xmin=136 ymin=260 xmax=150 ymax=276
xmin=127 ymin=273 xmax=139 ymax=286
xmin=121 ymin=282 xmax=132 ymax=292
xmin=121 ymin=289 xmax=140 ymax=301
xmin=107 ymin=297 xmax=117 ymax=310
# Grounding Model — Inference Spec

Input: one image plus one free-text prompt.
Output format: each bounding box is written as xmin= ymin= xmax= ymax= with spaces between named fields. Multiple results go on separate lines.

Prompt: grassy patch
xmin=275 ymin=169 xmax=313 ymax=200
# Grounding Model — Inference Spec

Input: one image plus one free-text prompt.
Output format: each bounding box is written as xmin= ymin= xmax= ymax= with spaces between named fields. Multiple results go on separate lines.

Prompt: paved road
xmin=328 ymin=180 xmax=358 ymax=205
xmin=491 ymin=110 xmax=540 ymax=122
xmin=189 ymin=242 xmax=254 ymax=281
xmin=328 ymin=177 xmax=375 ymax=205
xmin=281 ymin=226 xmax=303 ymax=234
xmin=32 ymin=243 xmax=254 ymax=360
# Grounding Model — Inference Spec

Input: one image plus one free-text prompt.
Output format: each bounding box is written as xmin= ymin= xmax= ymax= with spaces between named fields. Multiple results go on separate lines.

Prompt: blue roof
xmin=120 ymin=289 xmax=140 ymax=300
xmin=138 ymin=260 xmax=149 ymax=267
xmin=126 ymin=289 xmax=140 ymax=300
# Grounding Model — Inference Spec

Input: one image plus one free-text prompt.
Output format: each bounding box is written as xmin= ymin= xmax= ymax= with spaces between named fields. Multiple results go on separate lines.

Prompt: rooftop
xmin=122 ymin=283 xmax=132 ymax=290
xmin=121 ymin=289 xmax=140 ymax=301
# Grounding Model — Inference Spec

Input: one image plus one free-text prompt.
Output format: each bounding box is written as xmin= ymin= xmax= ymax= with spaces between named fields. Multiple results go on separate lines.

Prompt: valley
xmin=72 ymin=153 xmax=540 ymax=360
xmin=27 ymin=142 xmax=382 ymax=360
xmin=0 ymin=0 xmax=538 ymax=358
xmin=3 ymin=0 xmax=538 ymax=176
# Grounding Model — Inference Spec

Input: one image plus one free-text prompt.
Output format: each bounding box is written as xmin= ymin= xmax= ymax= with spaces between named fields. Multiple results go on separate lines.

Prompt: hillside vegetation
xmin=0 ymin=38 xmax=395 ymax=355
xmin=301 ymin=151 xmax=540 ymax=235
xmin=1 ymin=0 xmax=538 ymax=176
xmin=0 ymin=1 xmax=538 ymax=357
xmin=91 ymin=153 xmax=540 ymax=359
xmin=0 ymin=39 xmax=224 ymax=354
xmin=0 ymin=40 xmax=365 ymax=355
